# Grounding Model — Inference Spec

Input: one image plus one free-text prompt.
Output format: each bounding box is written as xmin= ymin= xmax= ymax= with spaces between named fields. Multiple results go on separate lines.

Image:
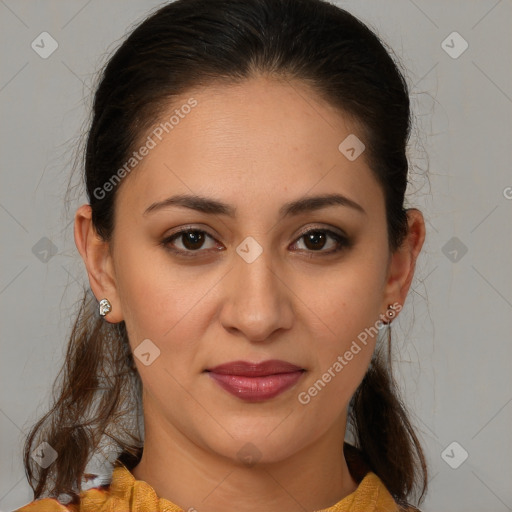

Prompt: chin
xmin=204 ymin=426 xmax=307 ymax=468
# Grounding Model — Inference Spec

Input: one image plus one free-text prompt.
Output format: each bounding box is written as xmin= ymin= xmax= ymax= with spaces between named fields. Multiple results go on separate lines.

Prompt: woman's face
xmin=95 ymin=76 xmax=404 ymax=464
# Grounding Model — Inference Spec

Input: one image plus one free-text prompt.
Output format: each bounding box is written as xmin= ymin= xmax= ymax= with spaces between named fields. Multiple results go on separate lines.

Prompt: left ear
xmin=382 ymin=208 xmax=426 ymax=313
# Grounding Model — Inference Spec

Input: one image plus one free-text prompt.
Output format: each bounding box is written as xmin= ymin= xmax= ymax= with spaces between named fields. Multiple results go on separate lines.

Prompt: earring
xmin=99 ymin=298 xmax=112 ymax=317
xmin=384 ymin=303 xmax=398 ymax=324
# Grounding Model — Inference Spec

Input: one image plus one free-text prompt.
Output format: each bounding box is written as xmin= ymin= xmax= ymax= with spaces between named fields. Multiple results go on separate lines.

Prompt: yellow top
xmin=14 ymin=463 xmax=407 ymax=512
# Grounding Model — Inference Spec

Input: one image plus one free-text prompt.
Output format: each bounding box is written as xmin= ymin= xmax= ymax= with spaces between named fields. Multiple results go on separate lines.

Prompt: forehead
xmin=116 ymin=76 xmax=383 ymax=219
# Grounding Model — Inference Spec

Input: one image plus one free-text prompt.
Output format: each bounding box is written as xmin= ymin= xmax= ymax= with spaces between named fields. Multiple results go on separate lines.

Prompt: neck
xmin=131 ymin=409 xmax=358 ymax=512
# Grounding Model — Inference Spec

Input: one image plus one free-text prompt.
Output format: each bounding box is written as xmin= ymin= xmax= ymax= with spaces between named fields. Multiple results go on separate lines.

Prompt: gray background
xmin=1 ymin=1 xmax=511 ymax=511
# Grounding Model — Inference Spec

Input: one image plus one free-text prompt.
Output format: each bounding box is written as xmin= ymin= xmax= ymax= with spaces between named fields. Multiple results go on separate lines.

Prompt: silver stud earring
xmin=385 ymin=303 xmax=398 ymax=324
xmin=99 ymin=298 xmax=112 ymax=317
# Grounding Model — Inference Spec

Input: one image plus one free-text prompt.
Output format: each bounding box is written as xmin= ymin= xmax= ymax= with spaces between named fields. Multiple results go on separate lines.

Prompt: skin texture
xmin=74 ymin=75 xmax=425 ymax=512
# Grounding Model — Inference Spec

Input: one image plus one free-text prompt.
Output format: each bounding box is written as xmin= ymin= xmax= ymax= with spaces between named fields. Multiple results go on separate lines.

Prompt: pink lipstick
xmin=206 ymin=360 xmax=305 ymax=402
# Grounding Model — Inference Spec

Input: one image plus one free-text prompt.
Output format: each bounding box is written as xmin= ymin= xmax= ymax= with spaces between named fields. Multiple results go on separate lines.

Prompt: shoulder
xmin=343 ymin=443 xmax=424 ymax=512
xmin=13 ymin=498 xmax=77 ymax=512
xmin=13 ymin=485 xmax=111 ymax=512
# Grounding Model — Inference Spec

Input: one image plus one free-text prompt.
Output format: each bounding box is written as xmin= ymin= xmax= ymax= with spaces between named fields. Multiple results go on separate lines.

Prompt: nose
xmin=218 ymin=247 xmax=294 ymax=343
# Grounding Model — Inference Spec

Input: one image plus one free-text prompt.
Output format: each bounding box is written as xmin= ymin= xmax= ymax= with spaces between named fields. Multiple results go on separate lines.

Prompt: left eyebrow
xmin=143 ymin=192 xmax=366 ymax=218
xmin=279 ymin=193 xmax=366 ymax=218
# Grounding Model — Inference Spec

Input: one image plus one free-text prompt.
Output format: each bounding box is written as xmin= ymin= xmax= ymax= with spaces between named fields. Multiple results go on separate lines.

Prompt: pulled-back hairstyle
xmin=23 ymin=0 xmax=428 ymax=508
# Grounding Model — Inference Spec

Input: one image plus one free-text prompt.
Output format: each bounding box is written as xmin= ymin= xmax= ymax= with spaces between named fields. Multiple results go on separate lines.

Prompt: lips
xmin=206 ymin=360 xmax=305 ymax=402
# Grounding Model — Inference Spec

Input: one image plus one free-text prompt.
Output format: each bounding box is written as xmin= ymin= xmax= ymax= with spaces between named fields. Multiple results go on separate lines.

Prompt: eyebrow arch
xmin=143 ymin=192 xmax=366 ymax=218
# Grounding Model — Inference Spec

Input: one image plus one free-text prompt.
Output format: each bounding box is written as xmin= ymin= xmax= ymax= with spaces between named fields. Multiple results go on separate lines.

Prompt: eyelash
xmin=160 ymin=226 xmax=351 ymax=258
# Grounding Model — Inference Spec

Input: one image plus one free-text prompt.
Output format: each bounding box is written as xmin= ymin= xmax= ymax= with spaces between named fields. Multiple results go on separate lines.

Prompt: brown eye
xmin=180 ymin=230 xmax=207 ymax=250
xmin=162 ymin=229 xmax=220 ymax=256
xmin=303 ymin=231 xmax=328 ymax=251
xmin=292 ymin=229 xmax=350 ymax=255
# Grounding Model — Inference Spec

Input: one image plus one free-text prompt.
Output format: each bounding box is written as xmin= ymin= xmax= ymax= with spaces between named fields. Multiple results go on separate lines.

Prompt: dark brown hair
xmin=23 ymin=0 xmax=428 ymax=508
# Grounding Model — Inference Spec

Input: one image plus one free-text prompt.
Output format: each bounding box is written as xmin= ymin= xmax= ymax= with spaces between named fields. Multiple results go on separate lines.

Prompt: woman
xmin=17 ymin=0 xmax=428 ymax=510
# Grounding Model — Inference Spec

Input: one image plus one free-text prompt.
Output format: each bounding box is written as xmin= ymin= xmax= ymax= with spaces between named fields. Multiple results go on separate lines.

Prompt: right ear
xmin=73 ymin=204 xmax=124 ymax=323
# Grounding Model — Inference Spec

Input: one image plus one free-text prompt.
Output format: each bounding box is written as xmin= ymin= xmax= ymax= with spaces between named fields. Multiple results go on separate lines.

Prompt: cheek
xmin=112 ymin=244 xmax=221 ymax=441
xmin=310 ymin=255 xmax=387 ymax=340
xmin=296 ymin=251 xmax=387 ymax=400
xmin=113 ymin=243 xmax=220 ymax=368
xmin=295 ymin=284 xmax=381 ymax=433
